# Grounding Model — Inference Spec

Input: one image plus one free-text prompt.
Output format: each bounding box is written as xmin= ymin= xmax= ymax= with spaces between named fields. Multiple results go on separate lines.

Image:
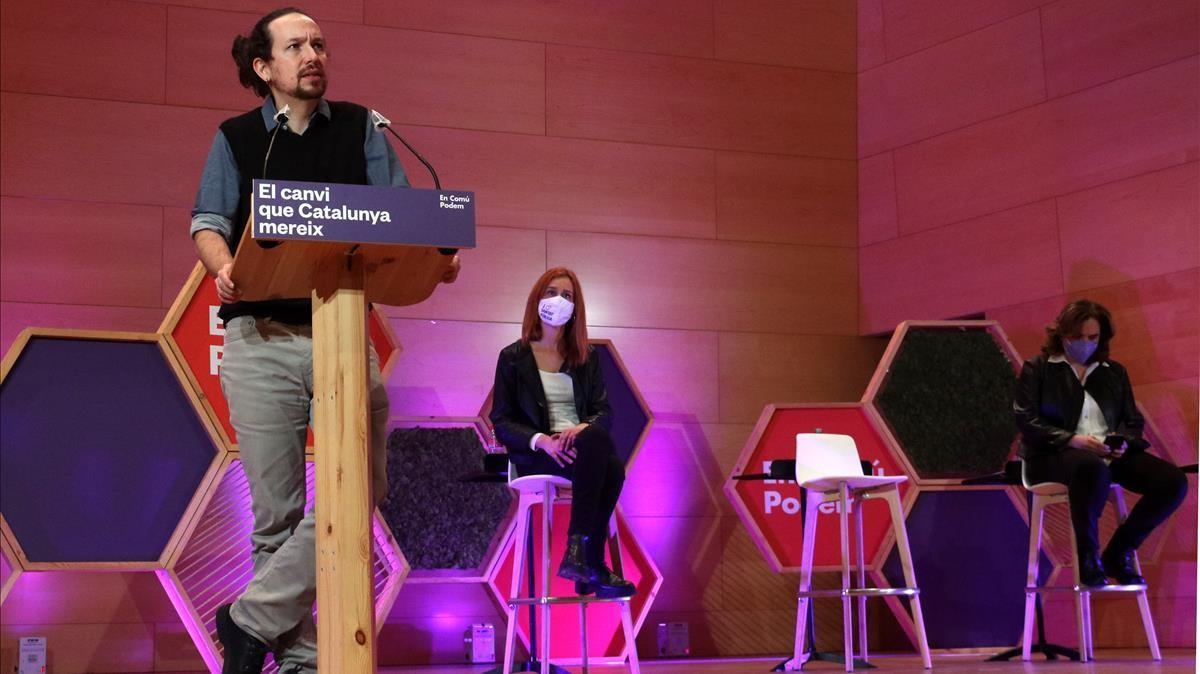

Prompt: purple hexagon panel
xmin=879 ymin=489 xmax=1051 ymax=648
xmin=1 ymin=335 xmax=217 ymax=563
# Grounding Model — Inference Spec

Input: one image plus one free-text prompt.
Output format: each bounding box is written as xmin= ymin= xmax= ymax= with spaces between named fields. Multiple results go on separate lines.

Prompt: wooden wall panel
xmin=394 ymin=126 xmax=717 ymax=238
xmin=892 ymin=57 xmax=1199 ymax=233
xmin=0 ymin=197 xmax=164 ymax=308
xmin=384 ymin=318 xmax=518 ymax=417
xmin=718 ymin=332 xmax=886 ymax=423
xmin=0 ymin=0 xmax=166 ymax=104
xmin=1136 ymin=378 xmax=1200 ymax=467
xmin=166 ymin=7 xmax=547 ymax=134
xmin=627 ymin=515 xmax=724 ymax=612
xmin=0 ymin=93 xmax=230 ymax=207
xmin=364 ymin=0 xmax=714 ymax=59
xmin=162 ymin=207 xmax=199 ymax=308
xmin=587 ymin=326 xmax=719 ymax=423
xmin=1041 ymin=0 xmax=1200 ymax=97
xmin=1076 ymin=269 xmax=1200 ymax=386
xmin=546 ymin=46 xmax=856 ymax=159
xmin=859 ymin=0 xmax=887 ymax=71
xmin=0 ymin=622 xmax=156 ymax=673
xmin=881 ymin=0 xmax=1046 ymax=60
xmin=858 ymin=152 xmax=898 ymax=245
xmin=860 ymin=200 xmax=1063 ymax=334
xmin=714 ymin=0 xmax=856 ymax=72
xmin=381 ymin=226 xmax=546 ymax=323
xmin=163 ymin=7 xmax=287 ymax=112
xmin=715 ymin=153 xmax=857 ymax=247
xmin=136 ymin=0 xmax=364 ymax=24
xmin=1057 ymin=162 xmax=1199 ymax=293
xmin=547 ymin=232 xmax=858 ymax=335
xmin=986 ymin=269 xmax=1200 ymax=387
xmin=0 ymin=302 xmax=165 ymax=355
xmin=858 ymin=11 xmax=1045 ymax=157
xmin=153 ymin=621 xmax=206 ymax=670
xmin=623 ymin=423 xmax=752 ymax=518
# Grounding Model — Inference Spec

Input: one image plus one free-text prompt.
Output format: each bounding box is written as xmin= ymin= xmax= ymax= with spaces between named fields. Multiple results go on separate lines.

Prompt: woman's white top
xmin=539 ymin=370 xmax=580 ymax=433
xmin=1051 ymin=355 xmax=1109 ymax=438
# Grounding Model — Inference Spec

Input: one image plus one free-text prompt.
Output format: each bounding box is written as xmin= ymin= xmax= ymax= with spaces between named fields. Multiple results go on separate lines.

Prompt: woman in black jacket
xmin=489 ymin=267 xmax=634 ymax=598
xmin=1014 ymin=299 xmax=1187 ymax=586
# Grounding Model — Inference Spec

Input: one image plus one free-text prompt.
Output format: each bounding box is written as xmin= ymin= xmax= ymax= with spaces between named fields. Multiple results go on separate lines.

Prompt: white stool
xmin=502 ymin=471 xmax=640 ymax=674
xmin=1021 ymin=464 xmax=1161 ymax=662
xmin=786 ymin=434 xmax=931 ymax=672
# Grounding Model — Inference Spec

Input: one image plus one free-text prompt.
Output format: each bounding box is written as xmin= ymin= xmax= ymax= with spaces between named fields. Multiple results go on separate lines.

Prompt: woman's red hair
xmin=521 ymin=267 xmax=589 ymax=367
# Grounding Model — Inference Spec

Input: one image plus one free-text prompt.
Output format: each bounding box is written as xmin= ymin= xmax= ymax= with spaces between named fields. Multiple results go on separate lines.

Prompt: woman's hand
xmin=556 ymin=423 xmax=590 ymax=451
xmin=535 ymin=433 xmax=576 ymax=467
xmin=1068 ymin=434 xmax=1109 ymax=457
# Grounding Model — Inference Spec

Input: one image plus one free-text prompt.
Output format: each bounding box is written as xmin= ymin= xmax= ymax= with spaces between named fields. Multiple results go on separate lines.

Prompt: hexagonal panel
xmin=877 ymin=488 xmax=1051 ymax=649
xmin=725 ymin=404 xmax=914 ymax=572
xmin=485 ymin=505 xmax=662 ymax=663
xmin=479 ymin=339 xmax=653 ymax=467
xmin=160 ymin=262 xmax=401 ymax=449
xmin=379 ymin=419 xmax=513 ymax=582
xmin=0 ymin=520 xmax=20 ymax=604
xmin=0 ymin=330 xmax=221 ymax=566
xmin=160 ymin=453 xmax=406 ymax=672
xmin=865 ymin=321 xmax=1023 ymax=485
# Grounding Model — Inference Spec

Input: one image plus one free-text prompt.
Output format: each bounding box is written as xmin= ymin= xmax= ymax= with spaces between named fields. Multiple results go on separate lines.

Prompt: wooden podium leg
xmin=312 ymin=253 xmax=375 ymax=673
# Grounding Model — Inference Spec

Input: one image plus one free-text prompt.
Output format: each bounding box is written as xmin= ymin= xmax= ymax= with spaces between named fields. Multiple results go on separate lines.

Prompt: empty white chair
xmin=1020 ymin=462 xmax=1160 ymax=663
xmin=786 ymin=433 xmax=931 ymax=672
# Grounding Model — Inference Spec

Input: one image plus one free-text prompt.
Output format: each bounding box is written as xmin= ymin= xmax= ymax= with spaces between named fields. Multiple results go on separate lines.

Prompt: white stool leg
xmin=789 ymin=489 xmax=821 ymax=671
xmin=504 ymin=495 xmax=532 ymax=674
xmin=1064 ymin=506 xmax=1089 ymax=663
xmin=1021 ymin=494 xmax=1046 ymax=661
xmin=855 ymin=493 xmax=868 ymax=664
xmin=541 ymin=487 xmax=553 ymax=668
xmin=1112 ymin=489 xmax=1161 ymax=660
xmin=884 ymin=486 xmax=930 ymax=669
xmin=621 ymin=599 xmax=641 ymax=674
xmin=838 ymin=483 xmax=854 ymax=672
xmin=579 ymin=602 xmax=588 ymax=674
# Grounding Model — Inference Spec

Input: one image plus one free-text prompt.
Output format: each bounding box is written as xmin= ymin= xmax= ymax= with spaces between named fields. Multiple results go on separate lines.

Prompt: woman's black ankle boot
xmin=557 ymin=534 xmax=594 ymax=583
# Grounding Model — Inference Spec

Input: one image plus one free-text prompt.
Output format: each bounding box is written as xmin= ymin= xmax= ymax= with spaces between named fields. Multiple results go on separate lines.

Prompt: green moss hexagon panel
xmin=865 ymin=321 xmax=1022 ymax=485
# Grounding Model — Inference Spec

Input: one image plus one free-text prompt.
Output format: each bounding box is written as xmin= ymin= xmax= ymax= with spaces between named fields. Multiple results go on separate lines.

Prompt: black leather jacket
xmin=489 ymin=340 xmax=612 ymax=458
xmin=1013 ymin=354 xmax=1143 ymax=457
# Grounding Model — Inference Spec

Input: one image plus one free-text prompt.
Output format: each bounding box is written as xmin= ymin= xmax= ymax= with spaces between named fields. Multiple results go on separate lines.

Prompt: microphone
xmin=257 ymin=104 xmax=291 ymax=250
xmin=370 ymin=109 xmax=441 ymax=190
xmin=262 ymin=104 xmax=291 ymax=178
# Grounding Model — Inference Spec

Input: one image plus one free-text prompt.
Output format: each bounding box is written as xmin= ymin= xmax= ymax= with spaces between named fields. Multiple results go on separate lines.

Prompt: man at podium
xmin=188 ymin=7 xmax=457 ymax=673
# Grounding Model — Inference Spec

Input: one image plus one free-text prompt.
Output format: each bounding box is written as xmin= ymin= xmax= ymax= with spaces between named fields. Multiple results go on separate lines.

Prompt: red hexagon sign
xmin=485 ymin=505 xmax=661 ymax=663
xmin=161 ymin=263 xmax=400 ymax=448
xmin=725 ymin=403 xmax=914 ymax=572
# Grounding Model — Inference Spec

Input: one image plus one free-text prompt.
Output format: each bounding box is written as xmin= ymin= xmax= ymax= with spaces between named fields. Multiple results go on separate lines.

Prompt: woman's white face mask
xmin=538 ymin=295 xmax=575 ymax=327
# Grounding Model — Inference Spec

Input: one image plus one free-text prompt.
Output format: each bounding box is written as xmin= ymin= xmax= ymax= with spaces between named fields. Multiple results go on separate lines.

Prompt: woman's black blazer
xmin=489 ymin=340 xmax=613 ymax=459
xmin=1013 ymin=354 xmax=1143 ymax=458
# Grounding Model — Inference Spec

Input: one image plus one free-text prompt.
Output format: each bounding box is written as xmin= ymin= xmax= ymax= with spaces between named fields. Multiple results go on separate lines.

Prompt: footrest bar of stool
xmin=797 ymin=587 xmax=918 ymax=598
xmin=1026 ymin=584 xmax=1147 ymax=594
xmin=509 ymin=595 xmax=634 ymax=607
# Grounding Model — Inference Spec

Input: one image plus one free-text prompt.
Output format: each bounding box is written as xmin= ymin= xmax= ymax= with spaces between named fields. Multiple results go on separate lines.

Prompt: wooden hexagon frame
xmin=862 ymin=320 xmax=1024 ymax=487
xmin=477 ymin=339 xmax=655 ymax=469
xmin=385 ymin=415 xmax=516 ymax=584
xmin=0 ymin=328 xmax=225 ymax=571
xmin=483 ymin=505 xmax=663 ymax=665
xmin=159 ymin=262 xmax=403 ymax=452
xmin=157 ymin=451 xmax=408 ymax=673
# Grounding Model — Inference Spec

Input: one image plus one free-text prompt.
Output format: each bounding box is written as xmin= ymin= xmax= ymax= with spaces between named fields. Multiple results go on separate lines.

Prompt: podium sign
xmin=251 ymin=179 xmax=475 ymax=247
xmin=227 ymin=180 xmax=475 ymax=672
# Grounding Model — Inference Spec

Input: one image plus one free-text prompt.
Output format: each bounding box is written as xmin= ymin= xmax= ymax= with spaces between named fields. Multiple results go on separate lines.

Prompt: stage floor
xmin=379 ymin=649 xmax=1197 ymax=673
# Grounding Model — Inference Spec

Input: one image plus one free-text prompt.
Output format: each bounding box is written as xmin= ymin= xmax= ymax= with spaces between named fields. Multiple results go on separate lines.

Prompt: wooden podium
xmin=229 ymin=180 xmax=475 ymax=672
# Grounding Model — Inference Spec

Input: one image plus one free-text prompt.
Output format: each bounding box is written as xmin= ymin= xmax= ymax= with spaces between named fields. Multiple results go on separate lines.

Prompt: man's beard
xmin=292 ymin=73 xmax=326 ymax=100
